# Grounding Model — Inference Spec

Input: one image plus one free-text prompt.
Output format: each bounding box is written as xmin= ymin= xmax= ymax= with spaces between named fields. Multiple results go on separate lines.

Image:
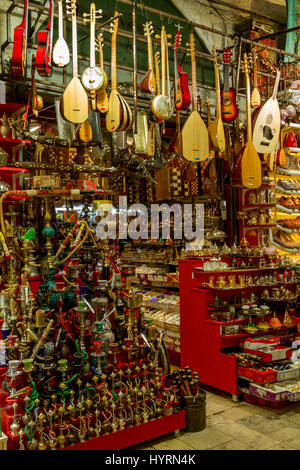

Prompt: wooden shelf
xmin=0 ymin=103 xmax=25 ymax=114
xmin=0 ymin=166 xmax=29 ymax=174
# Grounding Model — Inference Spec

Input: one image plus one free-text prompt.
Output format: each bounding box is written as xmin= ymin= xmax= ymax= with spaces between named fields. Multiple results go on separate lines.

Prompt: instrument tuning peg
xmin=167 ymin=34 xmax=172 ymax=39
xmin=155 ymin=34 xmax=161 ymax=39
xmin=97 ymin=9 xmax=102 ymax=13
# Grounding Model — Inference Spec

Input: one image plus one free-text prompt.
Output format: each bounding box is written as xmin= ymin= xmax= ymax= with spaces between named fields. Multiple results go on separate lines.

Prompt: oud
xmin=62 ymin=0 xmax=89 ymax=124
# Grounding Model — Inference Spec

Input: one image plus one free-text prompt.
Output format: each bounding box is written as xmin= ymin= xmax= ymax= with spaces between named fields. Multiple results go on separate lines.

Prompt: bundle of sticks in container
xmin=167 ymin=366 xmax=200 ymax=397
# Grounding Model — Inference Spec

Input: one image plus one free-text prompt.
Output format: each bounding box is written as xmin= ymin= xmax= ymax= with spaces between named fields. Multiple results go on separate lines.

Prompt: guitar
xmin=152 ymin=26 xmax=173 ymax=122
xmin=251 ymin=48 xmax=260 ymax=108
xmin=36 ymin=0 xmax=54 ymax=77
xmin=181 ymin=33 xmax=209 ymax=162
xmin=208 ymin=46 xmax=225 ymax=153
xmin=11 ymin=0 xmax=29 ymax=76
xmin=140 ymin=21 xmax=156 ymax=95
xmin=232 ymin=54 xmax=262 ymax=189
xmin=95 ymin=33 xmax=108 ymax=113
xmin=82 ymin=4 xmax=106 ymax=92
xmin=252 ymin=65 xmax=281 ymax=154
xmin=62 ymin=0 xmax=89 ymax=124
xmin=174 ymin=29 xmax=190 ymax=111
xmin=220 ymin=48 xmax=237 ymax=122
xmin=106 ymin=13 xmax=133 ymax=132
xmin=52 ymin=0 xmax=70 ymax=67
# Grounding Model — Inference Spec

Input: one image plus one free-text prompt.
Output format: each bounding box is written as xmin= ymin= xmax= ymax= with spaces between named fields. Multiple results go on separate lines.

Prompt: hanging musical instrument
xmin=252 ymin=62 xmax=281 ymax=155
xmin=151 ymin=26 xmax=173 ymax=122
xmin=277 ymin=131 xmax=286 ymax=167
xmin=181 ymin=33 xmax=209 ymax=162
xmin=36 ymin=0 xmax=54 ymax=77
xmin=236 ymin=54 xmax=262 ymax=189
xmin=209 ymin=46 xmax=225 ymax=153
xmin=106 ymin=13 xmax=133 ymax=132
xmin=31 ymin=56 xmax=43 ymax=117
xmin=220 ymin=48 xmax=237 ymax=122
xmin=95 ymin=33 xmax=108 ymax=113
xmin=174 ymin=28 xmax=190 ymax=111
xmin=52 ymin=0 xmax=70 ymax=67
xmin=62 ymin=0 xmax=89 ymax=124
xmin=11 ymin=0 xmax=29 ymax=76
xmin=251 ymin=47 xmax=260 ymax=108
xmin=81 ymin=4 xmax=106 ymax=92
xmin=140 ymin=21 xmax=156 ymax=94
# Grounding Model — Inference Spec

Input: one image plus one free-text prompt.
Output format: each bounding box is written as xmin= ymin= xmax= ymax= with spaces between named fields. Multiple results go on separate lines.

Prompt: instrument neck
xmin=161 ymin=31 xmax=166 ymax=96
xmin=147 ymin=34 xmax=154 ymax=71
xmin=90 ymin=18 xmax=96 ymax=68
xmin=111 ymin=13 xmax=118 ymax=91
xmin=72 ymin=14 xmax=78 ymax=77
xmin=155 ymin=55 xmax=160 ymax=94
xmin=272 ymin=71 xmax=280 ymax=100
xmin=223 ymin=64 xmax=230 ymax=93
xmin=246 ymin=72 xmax=252 ymax=142
xmin=21 ymin=0 xmax=28 ymax=28
xmin=191 ymin=52 xmax=197 ymax=111
xmin=214 ymin=61 xmax=221 ymax=118
xmin=58 ymin=0 xmax=63 ymax=38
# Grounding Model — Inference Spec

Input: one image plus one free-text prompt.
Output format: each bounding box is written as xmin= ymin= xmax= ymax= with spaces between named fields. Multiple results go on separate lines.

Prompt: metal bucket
xmin=183 ymin=392 xmax=206 ymax=432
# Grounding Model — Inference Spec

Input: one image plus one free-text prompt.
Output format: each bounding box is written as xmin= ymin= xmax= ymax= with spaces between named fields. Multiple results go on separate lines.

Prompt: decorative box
xmin=249 ymin=382 xmax=287 ymax=402
xmin=238 ymin=366 xmax=277 ymax=384
xmin=243 ymin=336 xmax=280 ymax=350
xmin=243 ymin=345 xmax=292 ymax=362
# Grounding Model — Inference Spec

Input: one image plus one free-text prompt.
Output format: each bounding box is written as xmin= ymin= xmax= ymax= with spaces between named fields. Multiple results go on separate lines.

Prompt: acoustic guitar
xmin=52 ymin=0 xmax=70 ymax=67
xmin=220 ymin=48 xmax=238 ymax=122
xmin=208 ymin=46 xmax=225 ymax=153
xmin=181 ymin=33 xmax=209 ymax=162
xmin=106 ymin=13 xmax=133 ymax=132
xmin=95 ymin=33 xmax=108 ymax=113
xmin=174 ymin=29 xmax=190 ymax=111
xmin=81 ymin=4 xmax=106 ymax=93
xmin=232 ymin=54 xmax=262 ymax=189
xmin=251 ymin=47 xmax=260 ymax=108
xmin=252 ymin=63 xmax=281 ymax=155
xmin=62 ymin=0 xmax=89 ymax=124
xmin=36 ymin=0 xmax=54 ymax=77
xmin=140 ymin=21 xmax=156 ymax=95
xmin=11 ymin=0 xmax=29 ymax=76
xmin=152 ymin=26 xmax=173 ymax=122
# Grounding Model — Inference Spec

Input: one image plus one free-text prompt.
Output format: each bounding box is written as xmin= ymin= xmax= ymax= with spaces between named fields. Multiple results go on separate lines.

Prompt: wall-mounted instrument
xmin=106 ymin=13 xmax=133 ymax=132
xmin=11 ymin=0 xmax=29 ymax=76
xmin=140 ymin=21 xmax=156 ymax=95
xmin=250 ymin=47 xmax=260 ymax=108
xmin=252 ymin=62 xmax=281 ymax=155
xmin=234 ymin=54 xmax=262 ymax=189
xmin=62 ymin=0 xmax=89 ymax=124
xmin=220 ymin=48 xmax=237 ymax=122
xmin=95 ymin=33 xmax=108 ymax=113
xmin=36 ymin=0 xmax=54 ymax=77
xmin=81 ymin=3 xmax=106 ymax=93
xmin=174 ymin=29 xmax=190 ymax=111
xmin=52 ymin=0 xmax=70 ymax=67
xmin=181 ymin=33 xmax=209 ymax=162
xmin=151 ymin=26 xmax=173 ymax=122
xmin=209 ymin=46 xmax=225 ymax=153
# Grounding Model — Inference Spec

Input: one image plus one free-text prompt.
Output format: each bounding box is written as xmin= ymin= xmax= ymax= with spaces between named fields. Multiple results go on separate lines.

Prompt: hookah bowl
xmin=91 ymin=341 xmax=103 ymax=375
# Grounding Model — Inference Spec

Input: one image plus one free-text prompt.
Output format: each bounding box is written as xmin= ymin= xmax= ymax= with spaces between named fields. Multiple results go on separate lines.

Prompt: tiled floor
xmin=133 ymin=391 xmax=300 ymax=450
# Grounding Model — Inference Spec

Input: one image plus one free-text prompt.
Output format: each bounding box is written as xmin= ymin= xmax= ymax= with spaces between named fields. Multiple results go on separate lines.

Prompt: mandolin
xmin=152 ymin=26 xmax=173 ymax=122
xmin=251 ymin=47 xmax=260 ymax=108
xmin=11 ymin=0 xmax=29 ymax=76
xmin=220 ymin=48 xmax=238 ymax=122
xmin=36 ymin=0 xmax=54 ymax=77
xmin=233 ymin=54 xmax=262 ymax=189
xmin=252 ymin=65 xmax=281 ymax=155
xmin=181 ymin=33 xmax=209 ymax=162
xmin=95 ymin=33 xmax=108 ymax=113
xmin=81 ymin=4 xmax=106 ymax=93
xmin=62 ymin=0 xmax=89 ymax=124
xmin=174 ymin=29 xmax=190 ymax=111
xmin=209 ymin=46 xmax=225 ymax=153
xmin=140 ymin=22 xmax=156 ymax=95
xmin=106 ymin=13 xmax=133 ymax=132
xmin=52 ymin=0 xmax=70 ymax=67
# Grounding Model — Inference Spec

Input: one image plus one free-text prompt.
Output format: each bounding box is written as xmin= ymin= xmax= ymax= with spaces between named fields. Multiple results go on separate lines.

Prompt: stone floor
xmin=132 ymin=391 xmax=300 ymax=450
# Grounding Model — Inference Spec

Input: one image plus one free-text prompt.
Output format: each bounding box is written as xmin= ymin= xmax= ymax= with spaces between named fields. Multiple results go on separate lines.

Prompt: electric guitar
xmin=52 ymin=0 xmax=70 ymax=67
xmin=152 ymin=26 xmax=173 ymax=122
xmin=36 ymin=0 xmax=54 ymax=77
xmin=208 ymin=46 xmax=225 ymax=153
xmin=232 ymin=54 xmax=262 ymax=189
xmin=11 ymin=0 xmax=29 ymax=76
xmin=62 ymin=0 xmax=89 ymax=124
xmin=106 ymin=13 xmax=133 ymax=132
xmin=140 ymin=21 xmax=156 ymax=95
xmin=252 ymin=60 xmax=281 ymax=155
xmin=174 ymin=28 xmax=190 ymax=111
xmin=181 ymin=33 xmax=209 ymax=162
xmin=81 ymin=4 xmax=106 ymax=92
xmin=220 ymin=48 xmax=238 ymax=122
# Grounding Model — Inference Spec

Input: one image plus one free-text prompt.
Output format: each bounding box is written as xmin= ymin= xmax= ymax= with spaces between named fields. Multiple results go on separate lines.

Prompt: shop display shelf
xmin=269 ymin=365 xmax=300 ymax=382
xmin=244 ymin=224 xmax=277 ymax=229
xmin=284 ymin=147 xmax=300 ymax=155
xmin=0 ymin=138 xmax=30 ymax=148
xmin=0 ymin=103 xmax=25 ymax=114
xmin=206 ymin=319 xmax=245 ymax=326
xmin=242 ymin=204 xmax=276 ymax=209
xmin=207 ymin=301 xmax=257 ymax=310
xmin=248 ymin=382 xmax=287 ymax=402
xmin=0 ymin=166 xmax=29 ymax=174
